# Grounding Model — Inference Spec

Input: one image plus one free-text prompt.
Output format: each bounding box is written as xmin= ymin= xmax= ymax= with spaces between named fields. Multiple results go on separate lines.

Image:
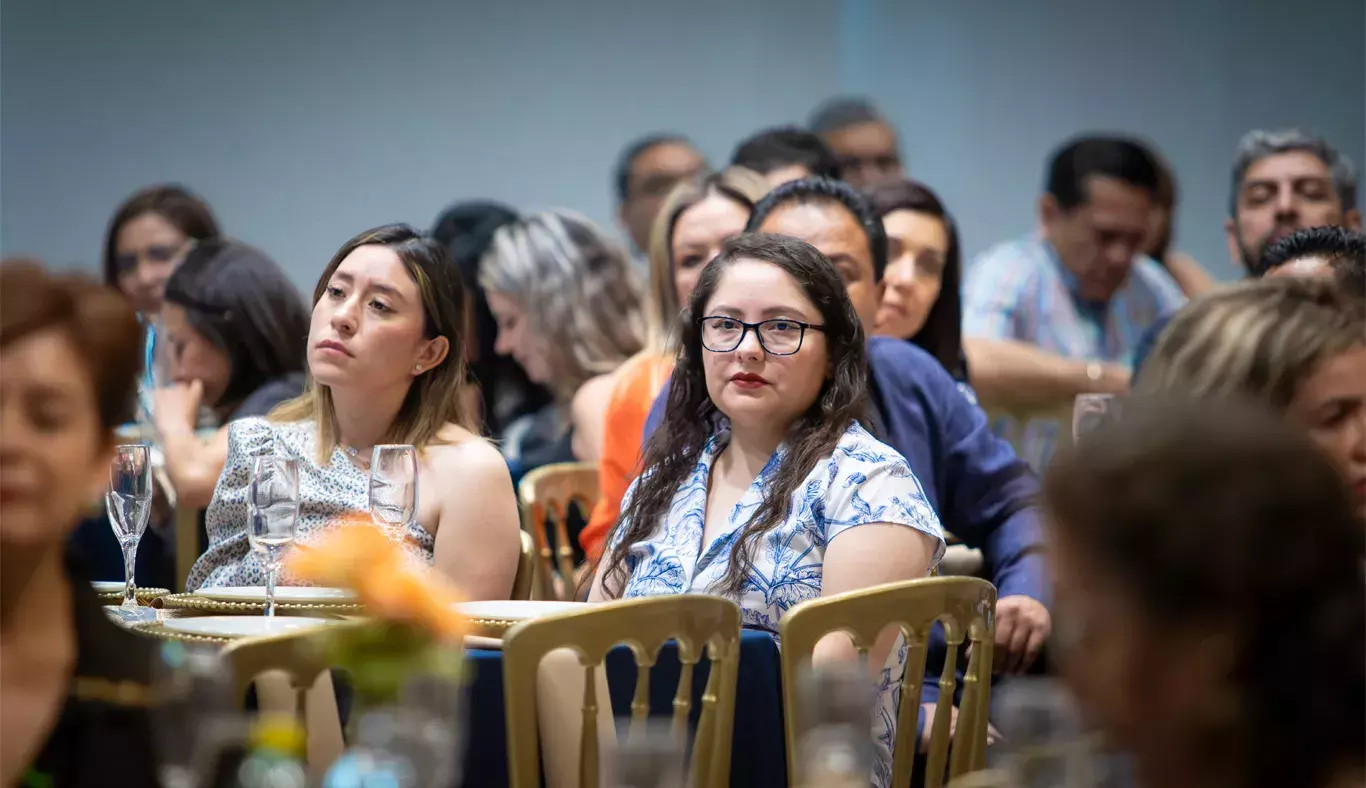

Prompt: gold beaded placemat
xmin=159 ymin=592 xmax=363 ymax=617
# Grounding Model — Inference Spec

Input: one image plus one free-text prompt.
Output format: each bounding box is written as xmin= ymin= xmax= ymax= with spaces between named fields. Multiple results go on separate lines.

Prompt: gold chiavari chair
xmin=501 ymin=595 xmax=742 ymax=788
xmin=779 ymin=577 xmax=998 ymax=788
xmin=518 ymin=462 xmax=598 ymax=601
xmin=174 ymin=506 xmax=202 ymax=593
xmin=510 ymin=530 xmax=538 ymax=601
xmin=221 ymin=621 xmax=366 ymax=776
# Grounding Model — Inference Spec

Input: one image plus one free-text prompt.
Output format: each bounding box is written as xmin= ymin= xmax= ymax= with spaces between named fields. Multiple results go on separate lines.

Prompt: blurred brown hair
xmin=1044 ymin=397 xmax=1365 ymax=788
xmin=1 ymin=260 xmax=145 ymax=433
xmin=101 ymin=184 xmax=221 ymax=287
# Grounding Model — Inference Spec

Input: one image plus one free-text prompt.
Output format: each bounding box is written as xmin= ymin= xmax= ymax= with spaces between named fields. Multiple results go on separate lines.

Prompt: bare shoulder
xmin=571 ymin=372 xmax=618 ymax=418
xmin=428 ymin=424 xmax=512 ymax=480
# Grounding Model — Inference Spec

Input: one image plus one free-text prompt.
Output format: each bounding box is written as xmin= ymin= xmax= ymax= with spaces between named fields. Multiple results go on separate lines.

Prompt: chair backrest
xmin=779 ymin=577 xmax=998 ymax=788
xmin=510 ymin=530 xmax=537 ymax=601
xmin=221 ymin=621 xmax=366 ymax=775
xmin=501 ymin=596 xmax=742 ymax=788
xmin=221 ymin=621 xmax=365 ymax=713
xmin=174 ymin=506 xmax=201 ymax=593
xmin=518 ymin=462 xmax=598 ymax=600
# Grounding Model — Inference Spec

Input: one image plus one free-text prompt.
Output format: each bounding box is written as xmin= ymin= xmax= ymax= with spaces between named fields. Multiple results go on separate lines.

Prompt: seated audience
xmin=1226 ymin=128 xmax=1360 ymax=275
xmin=153 ymin=239 xmax=310 ymax=509
xmin=188 ymin=225 xmax=521 ymax=598
xmin=1136 ymin=277 xmax=1365 ymax=516
xmin=962 ymin=136 xmax=1185 ymax=408
xmin=580 ymin=167 xmax=769 ymax=562
xmin=731 ymin=126 xmax=842 ymax=188
xmin=1145 ymin=146 xmax=1216 ymax=298
xmin=1 ymin=261 xmax=159 ymax=787
xmin=590 ymin=233 xmax=945 ymax=788
xmin=865 ymin=178 xmax=968 ymax=381
xmin=431 ymin=201 xmax=554 ymax=439
xmin=809 ymin=96 xmax=906 ymax=189
xmin=613 ymin=134 xmax=708 ymax=257
xmin=644 ymin=178 xmax=1050 ymax=735
xmin=1044 ymin=398 xmax=1364 ymax=788
xmin=480 ymin=210 xmax=646 ymax=470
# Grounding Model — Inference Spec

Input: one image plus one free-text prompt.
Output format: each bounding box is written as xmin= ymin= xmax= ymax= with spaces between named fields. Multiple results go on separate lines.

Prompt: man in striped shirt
xmin=963 ymin=136 xmax=1185 ymax=409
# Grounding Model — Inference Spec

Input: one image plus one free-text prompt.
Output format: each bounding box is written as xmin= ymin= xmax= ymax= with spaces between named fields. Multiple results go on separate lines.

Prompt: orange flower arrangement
xmin=286 ymin=515 xmax=469 ymax=643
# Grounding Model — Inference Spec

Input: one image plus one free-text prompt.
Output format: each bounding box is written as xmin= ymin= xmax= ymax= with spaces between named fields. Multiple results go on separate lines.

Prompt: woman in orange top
xmin=580 ymin=167 xmax=770 ymax=561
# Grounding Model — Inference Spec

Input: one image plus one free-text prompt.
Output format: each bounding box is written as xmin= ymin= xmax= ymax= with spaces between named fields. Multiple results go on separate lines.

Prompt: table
xmin=462 ymin=629 xmax=787 ymax=787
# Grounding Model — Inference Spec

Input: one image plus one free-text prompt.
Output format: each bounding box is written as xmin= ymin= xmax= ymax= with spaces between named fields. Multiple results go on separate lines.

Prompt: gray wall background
xmin=3 ymin=0 xmax=1362 ymax=287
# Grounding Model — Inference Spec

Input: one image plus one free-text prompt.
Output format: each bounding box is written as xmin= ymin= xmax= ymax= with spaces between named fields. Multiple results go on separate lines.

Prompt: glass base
xmin=105 ymin=606 xmax=159 ymax=626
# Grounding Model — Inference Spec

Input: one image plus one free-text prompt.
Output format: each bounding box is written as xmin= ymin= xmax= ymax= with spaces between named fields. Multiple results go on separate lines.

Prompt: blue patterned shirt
xmin=963 ymin=234 xmax=1185 ymax=368
xmin=610 ymin=420 xmax=945 ymax=787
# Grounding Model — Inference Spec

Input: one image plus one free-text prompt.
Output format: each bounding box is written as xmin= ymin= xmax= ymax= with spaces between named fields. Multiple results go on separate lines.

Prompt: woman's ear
xmin=414 ymin=336 xmax=451 ymax=376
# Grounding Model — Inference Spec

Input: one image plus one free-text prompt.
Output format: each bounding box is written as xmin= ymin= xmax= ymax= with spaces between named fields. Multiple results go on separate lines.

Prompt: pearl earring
xmin=414 ymin=365 xmax=423 ymax=372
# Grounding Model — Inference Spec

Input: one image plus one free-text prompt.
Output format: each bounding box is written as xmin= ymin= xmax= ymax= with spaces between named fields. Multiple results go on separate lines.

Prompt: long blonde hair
xmin=479 ymin=210 xmax=645 ymax=402
xmin=272 ymin=224 xmax=475 ymax=462
xmin=644 ymin=167 xmax=770 ymax=353
xmin=1136 ymin=277 xmax=1366 ymax=409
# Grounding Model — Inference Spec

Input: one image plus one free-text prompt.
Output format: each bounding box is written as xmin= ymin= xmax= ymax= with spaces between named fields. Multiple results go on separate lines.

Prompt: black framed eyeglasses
xmin=697 ymin=316 xmax=826 ymax=356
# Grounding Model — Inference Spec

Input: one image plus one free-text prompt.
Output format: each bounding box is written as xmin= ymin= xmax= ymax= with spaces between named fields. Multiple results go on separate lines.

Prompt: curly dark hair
xmin=601 ymin=233 xmax=871 ymax=598
xmin=1044 ymin=397 xmax=1365 ymax=788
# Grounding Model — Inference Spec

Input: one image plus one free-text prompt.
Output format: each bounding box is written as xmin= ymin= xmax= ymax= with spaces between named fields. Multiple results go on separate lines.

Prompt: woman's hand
xmin=154 ymin=380 xmax=203 ymax=435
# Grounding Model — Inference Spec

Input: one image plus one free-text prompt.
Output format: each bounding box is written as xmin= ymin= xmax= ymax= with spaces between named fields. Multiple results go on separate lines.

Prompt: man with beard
xmin=1227 ymin=128 xmax=1360 ymax=272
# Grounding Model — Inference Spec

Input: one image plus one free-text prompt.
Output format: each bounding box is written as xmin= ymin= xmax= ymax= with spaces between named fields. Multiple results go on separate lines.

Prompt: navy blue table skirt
xmin=461 ymin=628 xmax=786 ymax=787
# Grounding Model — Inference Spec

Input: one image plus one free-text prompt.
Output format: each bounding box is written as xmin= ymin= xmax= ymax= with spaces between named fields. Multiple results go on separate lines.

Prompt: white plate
xmin=91 ymin=581 xmax=126 ymax=594
xmin=455 ymin=600 xmax=583 ymax=621
xmin=192 ymin=586 xmax=357 ymax=603
xmin=162 ymin=616 xmax=339 ymax=639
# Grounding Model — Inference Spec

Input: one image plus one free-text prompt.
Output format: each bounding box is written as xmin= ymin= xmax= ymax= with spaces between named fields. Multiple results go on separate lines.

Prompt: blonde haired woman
xmin=579 ymin=167 xmax=770 ymax=561
xmin=1136 ymin=277 xmax=1366 ymax=515
xmin=188 ymin=225 xmax=521 ymax=599
xmin=480 ymin=210 xmax=646 ymax=476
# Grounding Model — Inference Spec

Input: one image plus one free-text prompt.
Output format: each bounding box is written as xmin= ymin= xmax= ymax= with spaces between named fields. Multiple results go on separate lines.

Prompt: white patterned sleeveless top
xmin=186 ymin=417 xmax=435 ymax=590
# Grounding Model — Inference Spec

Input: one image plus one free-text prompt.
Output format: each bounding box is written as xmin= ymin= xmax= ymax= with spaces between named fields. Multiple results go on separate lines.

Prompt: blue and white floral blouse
xmin=610 ymin=420 xmax=945 ymax=787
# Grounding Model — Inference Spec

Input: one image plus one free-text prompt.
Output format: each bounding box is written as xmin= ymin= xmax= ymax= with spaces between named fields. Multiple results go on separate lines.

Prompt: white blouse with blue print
xmin=609 ymin=420 xmax=946 ymax=788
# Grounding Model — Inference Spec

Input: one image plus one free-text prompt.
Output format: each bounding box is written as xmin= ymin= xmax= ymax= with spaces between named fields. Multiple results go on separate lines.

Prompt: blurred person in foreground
xmin=579 ymin=167 xmax=770 ymax=562
xmin=809 ymin=96 xmax=906 ymax=190
xmin=1136 ymin=277 xmax=1366 ymax=516
xmin=152 ymin=240 xmax=310 ymax=510
xmin=591 ymin=233 xmax=945 ymax=788
xmin=614 ymin=134 xmax=707 ymax=257
xmin=1226 ymin=128 xmax=1360 ymax=275
xmin=865 ymin=178 xmax=969 ymax=382
xmin=731 ymin=126 xmax=842 ymax=188
xmin=1 ymin=261 xmax=159 ymax=786
xmin=431 ymin=201 xmax=554 ymax=440
xmin=480 ymin=211 xmax=646 ymax=474
xmin=1044 ymin=397 xmax=1364 ymax=788
xmin=188 ymin=225 xmax=521 ymax=598
xmin=963 ymin=136 xmax=1185 ymax=409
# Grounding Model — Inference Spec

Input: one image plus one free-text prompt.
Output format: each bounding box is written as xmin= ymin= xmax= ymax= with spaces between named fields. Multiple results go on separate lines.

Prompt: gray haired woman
xmin=480 ymin=210 xmax=645 ymax=475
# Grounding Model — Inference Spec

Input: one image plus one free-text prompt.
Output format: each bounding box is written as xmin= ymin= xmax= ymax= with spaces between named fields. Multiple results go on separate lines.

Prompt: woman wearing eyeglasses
xmin=589 ymin=234 xmax=944 ymax=788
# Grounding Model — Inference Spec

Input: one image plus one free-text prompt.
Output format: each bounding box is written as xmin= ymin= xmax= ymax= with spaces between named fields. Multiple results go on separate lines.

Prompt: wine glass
xmin=1072 ymin=393 xmax=1118 ymax=442
xmin=247 ymin=455 xmax=299 ymax=617
xmin=107 ymin=444 xmax=155 ymax=623
xmin=370 ymin=445 xmax=419 ymax=542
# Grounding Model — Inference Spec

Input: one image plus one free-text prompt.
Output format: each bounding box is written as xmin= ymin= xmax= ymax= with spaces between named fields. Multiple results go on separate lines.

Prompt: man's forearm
xmin=964 ymin=338 xmax=1128 ymax=410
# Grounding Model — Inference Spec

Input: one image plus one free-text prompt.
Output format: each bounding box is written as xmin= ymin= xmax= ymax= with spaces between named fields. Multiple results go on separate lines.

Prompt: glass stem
xmin=122 ymin=541 xmax=139 ymax=607
xmin=265 ymin=560 xmax=278 ymax=617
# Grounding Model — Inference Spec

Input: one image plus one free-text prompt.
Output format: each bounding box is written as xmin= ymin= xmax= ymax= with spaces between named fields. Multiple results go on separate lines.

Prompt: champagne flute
xmin=369 ymin=445 xmax=418 ymax=542
xmin=247 ymin=455 xmax=299 ymax=617
xmin=107 ymin=444 xmax=154 ymax=622
xmin=1072 ymin=393 xmax=1118 ymax=442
